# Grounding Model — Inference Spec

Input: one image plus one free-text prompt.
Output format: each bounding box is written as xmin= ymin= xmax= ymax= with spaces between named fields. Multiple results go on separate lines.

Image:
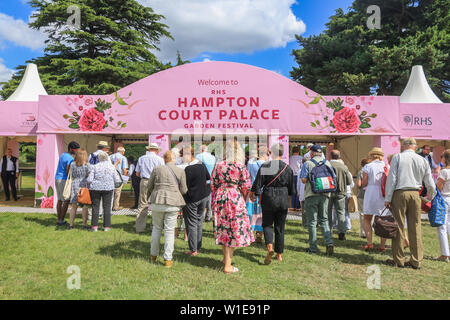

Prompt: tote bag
xmin=62 ymin=167 xmax=73 ymax=201
xmin=428 ymin=189 xmax=446 ymax=227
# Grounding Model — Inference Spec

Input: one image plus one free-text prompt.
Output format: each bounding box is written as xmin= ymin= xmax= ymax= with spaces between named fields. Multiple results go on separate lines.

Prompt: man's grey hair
xmin=201 ymin=145 xmax=208 ymax=153
xmin=117 ymin=147 xmax=125 ymax=153
xmin=98 ymin=151 xmax=110 ymax=162
xmin=312 ymin=150 xmax=323 ymax=157
xmin=270 ymin=143 xmax=284 ymax=157
xmin=402 ymin=137 xmax=417 ymax=147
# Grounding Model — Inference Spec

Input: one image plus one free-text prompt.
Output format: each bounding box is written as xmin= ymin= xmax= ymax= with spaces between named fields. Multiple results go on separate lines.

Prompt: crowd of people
xmin=45 ymin=137 xmax=450 ymax=271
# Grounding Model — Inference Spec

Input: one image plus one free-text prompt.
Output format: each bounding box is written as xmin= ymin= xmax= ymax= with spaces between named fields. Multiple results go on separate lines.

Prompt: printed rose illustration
xmin=78 ymin=108 xmax=106 ymax=131
xmin=35 ymin=181 xmax=54 ymax=209
xmin=304 ymin=92 xmax=378 ymax=133
xmin=332 ymin=107 xmax=361 ymax=133
xmin=63 ymin=92 xmax=131 ymax=131
xmin=40 ymin=196 xmax=54 ymax=208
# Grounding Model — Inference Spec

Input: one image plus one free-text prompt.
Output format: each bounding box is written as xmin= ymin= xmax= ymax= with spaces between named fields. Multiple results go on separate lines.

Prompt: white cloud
xmin=0 ymin=58 xmax=15 ymax=90
xmin=139 ymin=0 xmax=306 ymax=61
xmin=0 ymin=13 xmax=46 ymax=50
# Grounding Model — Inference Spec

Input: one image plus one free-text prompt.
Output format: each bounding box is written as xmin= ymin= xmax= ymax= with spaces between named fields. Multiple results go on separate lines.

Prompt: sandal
xmin=264 ymin=251 xmax=274 ymax=265
xmin=361 ymin=244 xmax=374 ymax=251
xmin=224 ymin=266 xmax=239 ymax=274
xmin=377 ymin=247 xmax=386 ymax=252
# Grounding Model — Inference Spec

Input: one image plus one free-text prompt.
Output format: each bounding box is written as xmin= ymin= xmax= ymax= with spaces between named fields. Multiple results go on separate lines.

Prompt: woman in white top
xmin=361 ymin=147 xmax=388 ymax=251
xmin=435 ymin=149 xmax=450 ymax=262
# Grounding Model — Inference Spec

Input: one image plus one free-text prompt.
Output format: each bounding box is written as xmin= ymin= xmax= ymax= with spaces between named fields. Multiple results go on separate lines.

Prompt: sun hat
xmin=310 ymin=144 xmax=322 ymax=153
xmin=97 ymin=141 xmax=109 ymax=148
xmin=146 ymin=143 xmax=161 ymax=151
xmin=368 ymin=147 xmax=385 ymax=158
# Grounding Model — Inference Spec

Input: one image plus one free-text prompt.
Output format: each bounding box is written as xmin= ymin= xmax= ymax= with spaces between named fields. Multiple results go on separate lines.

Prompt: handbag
xmin=77 ymin=184 xmax=92 ymax=205
xmin=62 ymin=166 xmax=73 ymax=201
xmin=372 ymin=207 xmax=398 ymax=239
xmin=428 ymin=189 xmax=446 ymax=227
xmin=114 ymin=169 xmax=123 ymax=188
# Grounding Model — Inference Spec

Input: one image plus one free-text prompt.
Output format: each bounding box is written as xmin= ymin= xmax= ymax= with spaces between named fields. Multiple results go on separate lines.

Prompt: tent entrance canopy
xmin=36 ymin=62 xmax=405 ymax=137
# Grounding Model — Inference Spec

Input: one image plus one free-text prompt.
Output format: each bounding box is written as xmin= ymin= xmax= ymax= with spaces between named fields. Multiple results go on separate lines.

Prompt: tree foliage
xmin=0 ymin=0 xmax=182 ymax=99
xmin=291 ymin=0 xmax=449 ymax=101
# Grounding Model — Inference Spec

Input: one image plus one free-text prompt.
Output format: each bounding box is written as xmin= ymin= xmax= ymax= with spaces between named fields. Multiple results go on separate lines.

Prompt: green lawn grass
xmin=0 ymin=212 xmax=448 ymax=300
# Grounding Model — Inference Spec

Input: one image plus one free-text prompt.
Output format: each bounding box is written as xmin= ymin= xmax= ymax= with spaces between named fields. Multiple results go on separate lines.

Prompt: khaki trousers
xmin=136 ymin=178 xmax=151 ymax=233
xmin=390 ymin=190 xmax=422 ymax=268
xmin=113 ymin=185 xmax=123 ymax=210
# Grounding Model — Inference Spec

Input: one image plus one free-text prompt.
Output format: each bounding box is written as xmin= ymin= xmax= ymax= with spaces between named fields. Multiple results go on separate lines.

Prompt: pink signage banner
xmin=399 ymin=103 xmax=450 ymax=140
xmin=0 ymin=101 xmax=38 ymax=136
xmin=36 ymin=62 xmax=404 ymax=136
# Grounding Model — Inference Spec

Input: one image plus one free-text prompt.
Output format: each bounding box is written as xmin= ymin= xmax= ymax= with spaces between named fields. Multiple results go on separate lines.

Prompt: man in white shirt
xmin=0 ymin=148 xmax=19 ymax=201
xmin=110 ymin=146 xmax=128 ymax=211
xmin=385 ymin=137 xmax=436 ymax=270
xmin=289 ymin=146 xmax=302 ymax=211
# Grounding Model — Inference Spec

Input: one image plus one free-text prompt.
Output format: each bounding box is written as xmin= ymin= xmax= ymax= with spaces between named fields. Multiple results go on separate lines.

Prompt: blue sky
xmin=0 ymin=0 xmax=355 ymax=83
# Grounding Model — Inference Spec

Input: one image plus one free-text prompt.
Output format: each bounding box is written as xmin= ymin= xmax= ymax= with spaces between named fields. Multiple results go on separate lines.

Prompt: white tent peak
xmin=6 ymin=63 xmax=47 ymax=102
xmin=400 ymin=65 xmax=442 ymax=103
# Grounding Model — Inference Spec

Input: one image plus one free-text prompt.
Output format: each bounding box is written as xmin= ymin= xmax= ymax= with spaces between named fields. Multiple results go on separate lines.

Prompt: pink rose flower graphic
xmin=332 ymin=107 xmax=362 ymax=133
xmin=84 ymin=97 xmax=93 ymax=106
xmin=78 ymin=108 xmax=106 ymax=131
xmin=40 ymin=196 xmax=54 ymax=208
xmin=345 ymin=97 xmax=355 ymax=105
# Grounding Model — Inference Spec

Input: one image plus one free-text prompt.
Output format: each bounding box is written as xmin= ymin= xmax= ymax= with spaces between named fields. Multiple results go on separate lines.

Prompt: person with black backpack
xmin=250 ymin=143 xmax=295 ymax=265
xmin=299 ymin=144 xmax=336 ymax=255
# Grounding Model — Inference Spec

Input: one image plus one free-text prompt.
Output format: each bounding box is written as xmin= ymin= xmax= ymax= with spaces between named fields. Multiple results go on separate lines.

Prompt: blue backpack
xmin=309 ymin=159 xmax=337 ymax=193
xmin=428 ymin=189 xmax=446 ymax=227
xmin=89 ymin=153 xmax=99 ymax=165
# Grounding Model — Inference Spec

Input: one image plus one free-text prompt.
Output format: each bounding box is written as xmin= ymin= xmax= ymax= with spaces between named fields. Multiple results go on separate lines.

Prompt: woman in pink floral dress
xmin=211 ymin=140 xmax=254 ymax=274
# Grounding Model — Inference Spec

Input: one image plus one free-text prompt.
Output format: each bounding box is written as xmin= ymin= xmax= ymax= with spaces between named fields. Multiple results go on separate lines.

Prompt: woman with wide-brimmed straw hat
xmin=360 ymin=147 xmax=390 ymax=251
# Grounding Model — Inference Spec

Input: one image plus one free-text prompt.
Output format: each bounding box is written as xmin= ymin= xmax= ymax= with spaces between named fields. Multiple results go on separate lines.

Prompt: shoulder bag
xmin=77 ymin=182 xmax=92 ymax=205
xmin=62 ymin=166 xmax=73 ymax=201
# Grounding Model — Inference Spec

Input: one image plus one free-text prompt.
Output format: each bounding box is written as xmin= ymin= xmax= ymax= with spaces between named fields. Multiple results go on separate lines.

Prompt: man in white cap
xmin=89 ymin=141 xmax=110 ymax=165
xmin=110 ymin=146 xmax=128 ymax=211
xmin=135 ymin=143 xmax=164 ymax=233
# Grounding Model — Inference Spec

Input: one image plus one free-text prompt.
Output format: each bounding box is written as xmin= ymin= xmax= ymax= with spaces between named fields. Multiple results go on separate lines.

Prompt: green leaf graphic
xmin=310 ymin=97 xmax=320 ymax=104
xmin=35 ymin=192 xmax=44 ymax=199
xmin=117 ymin=98 xmax=128 ymax=106
xmin=47 ymin=186 xmax=54 ymax=197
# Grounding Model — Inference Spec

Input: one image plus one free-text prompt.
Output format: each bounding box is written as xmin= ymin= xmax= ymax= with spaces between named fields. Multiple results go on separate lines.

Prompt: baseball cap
xmin=310 ymin=144 xmax=323 ymax=152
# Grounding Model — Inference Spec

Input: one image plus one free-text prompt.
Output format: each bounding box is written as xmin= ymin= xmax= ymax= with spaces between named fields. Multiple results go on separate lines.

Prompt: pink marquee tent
xmin=0 ymin=61 xmax=448 ymax=209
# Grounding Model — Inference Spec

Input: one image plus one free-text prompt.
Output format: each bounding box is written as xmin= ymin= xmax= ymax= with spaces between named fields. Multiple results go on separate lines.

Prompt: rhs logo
xmin=402 ymin=114 xmax=432 ymax=126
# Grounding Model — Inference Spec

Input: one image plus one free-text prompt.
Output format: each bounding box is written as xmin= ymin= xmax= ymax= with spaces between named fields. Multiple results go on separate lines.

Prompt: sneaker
xmin=305 ymin=248 xmax=317 ymax=254
xmin=82 ymin=225 xmax=89 ymax=230
xmin=326 ymin=245 xmax=334 ymax=256
xmin=338 ymin=233 xmax=346 ymax=241
xmin=90 ymin=227 xmax=98 ymax=232
xmin=104 ymin=227 xmax=111 ymax=232
xmin=68 ymin=226 xmax=74 ymax=230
